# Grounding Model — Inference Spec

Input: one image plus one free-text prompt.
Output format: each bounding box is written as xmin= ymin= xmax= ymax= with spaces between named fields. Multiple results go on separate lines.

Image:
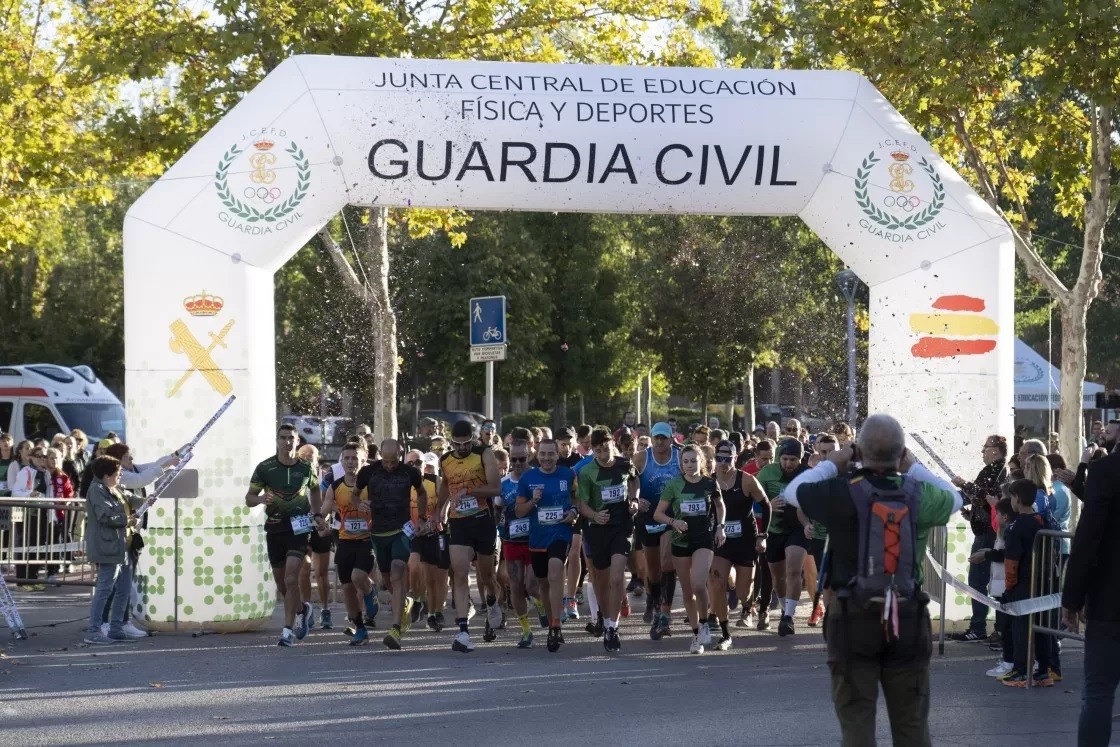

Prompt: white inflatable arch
xmin=124 ymin=57 xmax=1012 ymax=628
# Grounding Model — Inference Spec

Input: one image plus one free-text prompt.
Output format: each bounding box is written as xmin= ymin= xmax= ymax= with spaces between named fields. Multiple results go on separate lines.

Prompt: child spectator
xmin=975 ymin=497 xmax=1015 ymax=679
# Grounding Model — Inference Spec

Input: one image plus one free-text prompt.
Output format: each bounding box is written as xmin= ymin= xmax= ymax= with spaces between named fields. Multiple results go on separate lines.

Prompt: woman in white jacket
xmin=11 ymin=446 xmax=56 ymax=582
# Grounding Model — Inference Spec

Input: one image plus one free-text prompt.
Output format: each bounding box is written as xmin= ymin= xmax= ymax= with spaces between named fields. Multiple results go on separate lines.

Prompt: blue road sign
xmin=469 ymin=296 xmax=507 ymax=346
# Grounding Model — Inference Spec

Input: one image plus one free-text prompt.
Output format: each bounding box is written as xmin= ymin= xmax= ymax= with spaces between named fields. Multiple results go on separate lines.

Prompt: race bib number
xmin=456 ymin=496 xmax=479 ymax=515
xmin=344 ymin=518 xmax=367 ymax=533
xmin=724 ymin=520 xmax=743 ymax=538
xmin=645 ymin=523 xmax=667 ymax=534
xmin=290 ymin=514 xmax=313 ymax=535
xmin=600 ymin=483 xmax=626 ymax=504
xmin=509 ymin=518 xmax=530 ymax=539
xmin=402 ymin=521 xmax=416 ymax=539
xmin=680 ymin=499 xmax=707 ymax=516
xmin=537 ymin=507 xmax=564 ymax=525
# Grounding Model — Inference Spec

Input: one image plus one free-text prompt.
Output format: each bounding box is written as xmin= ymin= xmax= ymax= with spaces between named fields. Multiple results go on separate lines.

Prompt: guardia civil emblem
xmin=215 ymin=131 xmax=310 ymax=233
xmin=853 ymin=142 xmax=946 ymax=242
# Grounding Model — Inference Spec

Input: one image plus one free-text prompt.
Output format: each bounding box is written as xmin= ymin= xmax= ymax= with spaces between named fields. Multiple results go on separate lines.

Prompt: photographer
xmin=949 ymin=434 xmax=1007 ymax=642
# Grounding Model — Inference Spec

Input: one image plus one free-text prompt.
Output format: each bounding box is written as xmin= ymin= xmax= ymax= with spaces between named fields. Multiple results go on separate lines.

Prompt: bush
xmin=668 ymin=407 xmax=701 ymax=422
xmin=500 ymin=410 xmax=552 ymax=433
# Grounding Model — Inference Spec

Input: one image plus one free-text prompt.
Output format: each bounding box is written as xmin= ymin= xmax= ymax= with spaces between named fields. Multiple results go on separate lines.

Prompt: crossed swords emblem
xmin=168 ymin=319 xmax=236 ymax=398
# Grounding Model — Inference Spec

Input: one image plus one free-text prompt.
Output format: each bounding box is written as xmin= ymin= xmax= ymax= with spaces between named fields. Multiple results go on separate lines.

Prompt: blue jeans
xmin=87 ymin=563 xmax=131 ymax=635
xmin=968 ymin=535 xmax=992 ymax=633
xmin=1080 ymin=623 xmax=1120 ymax=747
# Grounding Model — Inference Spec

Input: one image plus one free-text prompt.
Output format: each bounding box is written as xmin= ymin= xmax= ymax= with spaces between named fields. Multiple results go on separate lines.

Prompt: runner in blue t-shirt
xmin=516 ymin=440 xmax=577 ymax=653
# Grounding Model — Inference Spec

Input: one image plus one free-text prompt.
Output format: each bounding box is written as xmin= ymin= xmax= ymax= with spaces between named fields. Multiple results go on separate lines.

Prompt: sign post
xmin=469 ymin=296 xmax=507 ymax=419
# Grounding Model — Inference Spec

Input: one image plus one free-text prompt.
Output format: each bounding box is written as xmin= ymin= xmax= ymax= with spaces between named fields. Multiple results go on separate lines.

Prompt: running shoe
xmin=427 ymin=615 xmax=439 ymax=632
xmin=401 ymin=597 xmax=415 ymax=634
xmin=349 ymin=627 xmax=369 ymax=646
xmin=649 ymin=617 xmax=662 ymax=641
xmin=483 ymin=617 xmax=497 ymax=642
xmin=517 ymin=630 xmax=534 ymax=649
xmin=985 ymin=661 xmax=1014 ymax=678
xmin=689 ymin=634 xmax=704 ymax=654
xmin=343 ymin=624 xmax=356 ymax=637
xmin=698 ymin=622 xmax=712 ymax=647
xmin=532 ymin=597 xmax=548 ymax=629
xmin=363 ymin=612 xmax=377 ymax=629
xmin=626 ymin=578 xmax=639 ymax=594
xmin=433 ymin=612 xmax=446 ymax=632
xmin=1048 ymin=668 xmax=1063 ymax=683
xmin=948 ymin=629 xmax=985 ymax=642
xmin=1001 ymin=671 xmax=1053 ymax=688
xmin=586 ymin=614 xmax=604 ymax=638
xmin=452 ymin=631 xmax=475 ymax=653
xmin=716 ymin=634 xmax=733 ymax=651
xmin=277 ymin=628 xmax=294 ymax=647
xmin=656 ymin=612 xmax=672 ymax=639
xmin=756 ymin=610 xmax=771 ymax=631
xmin=295 ymin=602 xmax=312 ymax=640
xmin=411 ymin=600 xmax=427 ymax=625
xmin=467 ymin=602 xmax=477 ymax=621
xmin=737 ymin=607 xmax=752 ymax=629
xmin=632 ymin=580 xmax=644 ymax=598
xmin=120 ymin=621 xmax=149 ymax=638
xmin=778 ymin=614 xmax=795 ymax=637
xmin=620 ymin=596 xmax=631 ymax=618
xmin=560 ymin=597 xmax=573 ymax=622
xmin=383 ymin=626 xmax=402 ymax=650
xmin=546 ymin=627 xmax=564 ymax=653
xmin=808 ymin=603 xmax=824 ymax=628
xmin=606 ymin=628 xmax=622 ymax=653
xmin=566 ymin=597 xmax=580 ymax=621
xmin=487 ymin=602 xmax=504 ymax=632
xmin=643 ymin=598 xmax=655 ymax=625
xmin=319 ymin=608 xmax=333 ymax=630
xmin=364 ymin=591 xmax=379 ymax=620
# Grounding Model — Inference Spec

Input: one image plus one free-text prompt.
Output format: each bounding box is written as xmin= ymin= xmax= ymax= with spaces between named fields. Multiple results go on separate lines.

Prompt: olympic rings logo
xmin=244 ymin=186 xmax=283 ymax=204
xmin=883 ymin=195 xmax=922 ymax=212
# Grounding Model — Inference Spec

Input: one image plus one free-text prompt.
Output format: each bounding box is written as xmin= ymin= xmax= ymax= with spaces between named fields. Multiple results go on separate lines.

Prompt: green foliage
xmin=499 ymin=410 xmax=554 ymax=432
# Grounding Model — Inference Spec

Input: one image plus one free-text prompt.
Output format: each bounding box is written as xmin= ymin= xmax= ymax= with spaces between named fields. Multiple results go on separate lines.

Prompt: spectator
xmin=83 ymin=455 xmax=142 ymax=645
xmin=1018 ymin=438 xmax=1046 ymax=466
xmin=1022 ymin=453 xmax=1071 ymax=557
xmin=974 ymin=497 xmax=1016 ymax=679
xmin=69 ymin=429 xmax=91 ymax=475
xmin=765 ymin=421 xmax=780 ymax=441
xmin=1061 ymin=436 xmax=1120 ymax=746
xmin=831 ymin=421 xmax=856 ymax=447
xmin=950 ymin=434 xmax=1007 ymax=642
xmin=0 ymin=433 xmax=14 ymax=496
xmin=12 ymin=446 xmax=52 ymax=583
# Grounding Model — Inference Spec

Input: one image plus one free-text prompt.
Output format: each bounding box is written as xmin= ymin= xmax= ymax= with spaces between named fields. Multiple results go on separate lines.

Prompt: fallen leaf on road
xmin=149 ymin=683 xmax=163 ymax=688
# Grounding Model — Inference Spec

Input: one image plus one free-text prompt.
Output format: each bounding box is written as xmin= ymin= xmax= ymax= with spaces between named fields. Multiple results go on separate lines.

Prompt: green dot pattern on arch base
xmin=954 ymin=595 xmax=966 ymax=607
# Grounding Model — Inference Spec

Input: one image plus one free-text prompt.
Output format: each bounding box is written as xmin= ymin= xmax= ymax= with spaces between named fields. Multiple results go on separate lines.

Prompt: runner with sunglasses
xmin=436 ymin=420 xmax=502 ymax=653
xmin=633 ymin=422 xmax=682 ymax=640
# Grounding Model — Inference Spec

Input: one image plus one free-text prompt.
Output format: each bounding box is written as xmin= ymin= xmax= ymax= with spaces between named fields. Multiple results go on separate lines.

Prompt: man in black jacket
xmin=1062 ymin=443 xmax=1120 ymax=747
xmin=949 ymin=434 xmax=1007 ymax=641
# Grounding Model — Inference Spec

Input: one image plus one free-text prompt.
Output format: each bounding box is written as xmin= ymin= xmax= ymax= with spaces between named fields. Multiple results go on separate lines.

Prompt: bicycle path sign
xmin=470 ymin=296 xmax=507 ymax=347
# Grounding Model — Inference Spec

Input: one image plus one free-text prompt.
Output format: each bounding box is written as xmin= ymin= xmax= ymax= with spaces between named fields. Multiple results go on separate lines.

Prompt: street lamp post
xmin=836 ymin=269 xmax=861 ymax=425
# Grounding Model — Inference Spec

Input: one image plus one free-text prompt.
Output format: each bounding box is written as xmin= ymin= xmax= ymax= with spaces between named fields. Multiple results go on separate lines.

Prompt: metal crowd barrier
xmin=0 ymin=497 xmax=93 ymax=586
xmin=922 ymin=525 xmax=949 ymax=655
xmin=1026 ymin=528 xmax=1078 ymax=690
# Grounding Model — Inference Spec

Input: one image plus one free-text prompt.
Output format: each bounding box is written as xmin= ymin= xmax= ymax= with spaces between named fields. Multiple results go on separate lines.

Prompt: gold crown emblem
xmin=890 ymin=150 xmax=911 ymax=162
xmin=183 ymin=291 xmax=224 ymax=317
xmin=253 ymin=139 xmax=275 ymax=151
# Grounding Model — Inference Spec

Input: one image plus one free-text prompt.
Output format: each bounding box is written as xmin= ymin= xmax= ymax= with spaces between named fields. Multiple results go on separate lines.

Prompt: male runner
xmin=575 ymin=426 xmax=639 ymax=653
xmin=516 ymin=440 xmax=578 ymax=652
xmin=319 ymin=442 xmax=378 ymax=645
xmin=244 ymin=424 xmax=325 ymax=647
xmin=499 ymin=441 xmax=545 ymax=647
xmin=357 ymin=439 xmax=426 ymax=650
xmin=633 ymin=422 xmax=681 ymax=639
xmin=758 ymin=439 xmax=809 ymax=636
xmin=556 ymin=427 xmax=586 ymax=621
xmin=297 ymin=444 xmax=333 ymax=629
xmin=413 ymin=452 xmax=450 ymax=632
xmin=436 ymin=420 xmax=502 ymax=653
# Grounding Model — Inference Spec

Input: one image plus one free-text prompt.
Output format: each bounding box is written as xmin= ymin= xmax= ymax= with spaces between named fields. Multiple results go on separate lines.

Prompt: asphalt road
xmin=0 ymin=586 xmax=1086 ymax=746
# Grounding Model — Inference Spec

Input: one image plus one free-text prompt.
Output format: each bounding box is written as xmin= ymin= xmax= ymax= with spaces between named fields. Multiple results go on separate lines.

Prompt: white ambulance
xmin=0 ymin=364 xmax=126 ymax=443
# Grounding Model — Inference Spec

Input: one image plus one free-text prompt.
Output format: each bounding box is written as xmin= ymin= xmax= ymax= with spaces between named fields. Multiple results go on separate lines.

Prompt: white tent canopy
xmin=1014 ymin=338 xmax=1104 ymax=410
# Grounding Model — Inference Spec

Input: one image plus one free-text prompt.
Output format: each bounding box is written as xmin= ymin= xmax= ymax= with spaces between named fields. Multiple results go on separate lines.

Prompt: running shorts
xmin=266 ymin=530 xmax=309 ymax=568
xmin=809 ymin=537 xmax=826 ymax=571
xmin=635 ymin=513 xmax=670 ymax=549
xmin=307 ymin=529 xmax=333 ymax=555
xmin=715 ymin=537 xmax=757 ymax=567
xmin=584 ymin=523 xmax=632 ymax=570
xmin=449 ymin=513 xmax=497 ymax=556
xmin=335 ymin=538 xmax=374 ymax=580
xmin=372 ymin=531 xmax=411 ymax=573
xmin=530 ymin=540 xmax=570 ymax=579
xmin=502 ymin=541 xmax=532 ymax=566
xmin=671 ymin=534 xmax=714 ymax=558
xmin=412 ymin=532 xmax=450 ymax=570
xmin=765 ymin=530 xmax=809 ymax=564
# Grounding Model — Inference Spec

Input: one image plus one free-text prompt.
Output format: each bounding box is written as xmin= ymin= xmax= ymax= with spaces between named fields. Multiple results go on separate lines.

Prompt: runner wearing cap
xmin=634 ymin=421 xmax=681 ymax=640
xmin=759 ymin=438 xmax=809 ymax=636
xmin=710 ymin=440 xmax=769 ymax=649
xmin=479 ymin=419 xmax=499 ymax=448
xmin=436 ymin=420 xmax=502 ymax=653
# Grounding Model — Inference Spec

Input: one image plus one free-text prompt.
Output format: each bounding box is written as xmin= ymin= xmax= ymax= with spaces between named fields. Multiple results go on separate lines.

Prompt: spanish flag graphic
xmin=909 ymin=295 xmax=998 ymax=358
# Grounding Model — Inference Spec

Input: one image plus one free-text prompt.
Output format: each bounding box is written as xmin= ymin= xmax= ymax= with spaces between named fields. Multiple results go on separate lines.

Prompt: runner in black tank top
xmin=710 ymin=441 xmax=770 ymax=650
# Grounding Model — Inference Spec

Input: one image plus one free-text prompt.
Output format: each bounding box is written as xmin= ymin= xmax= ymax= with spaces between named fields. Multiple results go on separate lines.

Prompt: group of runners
xmin=244 ymin=416 xmax=851 ymax=655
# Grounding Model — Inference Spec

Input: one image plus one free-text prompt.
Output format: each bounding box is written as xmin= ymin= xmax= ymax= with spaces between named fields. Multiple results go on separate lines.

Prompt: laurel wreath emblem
xmin=215 ymin=141 xmax=311 ymax=223
xmin=854 ymin=151 xmax=945 ymax=231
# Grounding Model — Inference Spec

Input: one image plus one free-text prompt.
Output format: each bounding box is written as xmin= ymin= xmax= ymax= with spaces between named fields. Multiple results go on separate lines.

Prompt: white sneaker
xmin=487 ymin=603 xmax=503 ymax=631
xmin=689 ymin=634 xmax=704 ymax=654
xmin=716 ymin=634 xmax=733 ymax=651
xmin=452 ymin=631 xmax=475 ymax=653
xmin=986 ymin=661 xmax=1014 ymax=678
xmin=698 ymin=622 xmax=712 ymax=646
xmin=120 ymin=621 xmax=148 ymax=638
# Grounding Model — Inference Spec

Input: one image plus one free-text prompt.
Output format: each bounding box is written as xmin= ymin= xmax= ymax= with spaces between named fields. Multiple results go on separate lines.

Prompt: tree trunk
xmin=744 ymin=362 xmax=756 ymax=432
xmin=367 ymin=206 xmax=398 ymax=443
